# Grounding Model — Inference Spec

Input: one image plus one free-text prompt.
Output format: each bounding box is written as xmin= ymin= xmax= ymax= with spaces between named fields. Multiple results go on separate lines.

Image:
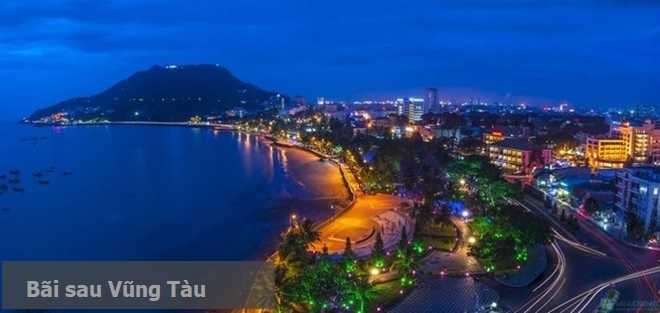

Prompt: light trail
xmin=511 ymin=240 xmax=566 ymax=313
xmin=548 ymin=265 xmax=660 ymax=313
xmin=552 ymin=229 xmax=607 ymax=257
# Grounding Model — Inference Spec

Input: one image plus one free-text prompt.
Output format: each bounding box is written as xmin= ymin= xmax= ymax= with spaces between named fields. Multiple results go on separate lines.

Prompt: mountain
xmin=28 ymin=64 xmax=279 ymax=122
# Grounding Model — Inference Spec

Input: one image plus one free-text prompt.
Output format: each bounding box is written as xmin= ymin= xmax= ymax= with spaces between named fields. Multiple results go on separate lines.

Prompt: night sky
xmin=1 ymin=0 xmax=659 ymax=119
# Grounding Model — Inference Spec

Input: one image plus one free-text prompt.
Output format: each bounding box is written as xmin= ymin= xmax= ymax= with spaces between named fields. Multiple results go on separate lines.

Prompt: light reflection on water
xmin=0 ymin=124 xmax=346 ymax=262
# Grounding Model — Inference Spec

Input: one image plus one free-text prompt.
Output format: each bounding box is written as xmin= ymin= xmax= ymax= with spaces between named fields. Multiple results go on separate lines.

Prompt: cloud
xmin=0 ymin=0 xmax=658 ymax=118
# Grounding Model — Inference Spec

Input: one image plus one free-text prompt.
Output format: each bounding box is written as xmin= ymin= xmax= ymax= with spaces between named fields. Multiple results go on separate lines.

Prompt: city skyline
xmin=1 ymin=0 xmax=659 ymax=119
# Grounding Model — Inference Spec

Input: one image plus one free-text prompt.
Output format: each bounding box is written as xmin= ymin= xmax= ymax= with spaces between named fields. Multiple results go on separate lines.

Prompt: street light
xmin=468 ymin=236 xmax=477 ymax=245
xmin=370 ymin=268 xmax=380 ymax=276
xmin=461 ymin=210 xmax=470 ymax=218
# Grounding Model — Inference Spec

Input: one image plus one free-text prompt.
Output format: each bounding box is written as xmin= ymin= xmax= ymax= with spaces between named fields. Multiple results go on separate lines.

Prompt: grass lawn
xmin=418 ymin=219 xmax=457 ymax=237
xmin=369 ymin=280 xmax=404 ymax=311
xmin=416 ymin=235 xmax=458 ymax=252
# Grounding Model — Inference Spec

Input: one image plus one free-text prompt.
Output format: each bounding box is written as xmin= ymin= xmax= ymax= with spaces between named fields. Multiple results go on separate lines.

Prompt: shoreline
xmin=25 ymin=120 xmax=236 ymax=130
xmin=268 ymin=140 xmax=358 ymax=230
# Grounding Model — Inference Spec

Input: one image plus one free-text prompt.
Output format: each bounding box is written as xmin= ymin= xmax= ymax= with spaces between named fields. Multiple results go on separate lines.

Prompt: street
xmin=500 ymin=195 xmax=660 ymax=312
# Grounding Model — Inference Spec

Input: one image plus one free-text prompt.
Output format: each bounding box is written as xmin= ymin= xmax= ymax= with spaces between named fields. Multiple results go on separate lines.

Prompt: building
xmin=586 ymin=136 xmax=627 ymax=170
xmin=482 ymin=127 xmax=530 ymax=146
xmin=407 ymin=98 xmax=424 ymax=123
xmin=424 ymin=88 xmax=438 ymax=113
xmin=484 ymin=130 xmax=505 ymax=145
xmin=612 ymin=120 xmax=660 ymax=165
xmin=616 ymin=166 xmax=660 ymax=234
xmin=487 ymin=139 xmax=552 ymax=175
xmin=270 ymin=94 xmax=287 ymax=111
xmin=395 ymin=98 xmax=405 ymax=116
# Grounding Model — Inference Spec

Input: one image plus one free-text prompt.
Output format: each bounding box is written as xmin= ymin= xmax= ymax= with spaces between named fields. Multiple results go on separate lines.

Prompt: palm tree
xmin=298 ymin=218 xmax=320 ymax=246
xmin=346 ymin=275 xmax=374 ymax=313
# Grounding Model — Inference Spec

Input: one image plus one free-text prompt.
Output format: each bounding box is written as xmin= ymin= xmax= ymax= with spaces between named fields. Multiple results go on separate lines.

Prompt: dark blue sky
xmin=1 ymin=0 xmax=659 ymax=119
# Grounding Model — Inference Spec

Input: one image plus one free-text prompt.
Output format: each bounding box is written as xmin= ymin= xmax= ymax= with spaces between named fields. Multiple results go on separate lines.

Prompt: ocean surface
xmin=0 ymin=123 xmax=348 ymax=261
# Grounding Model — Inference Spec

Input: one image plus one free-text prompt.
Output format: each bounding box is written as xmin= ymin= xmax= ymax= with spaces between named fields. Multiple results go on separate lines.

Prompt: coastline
xmin=268 ymin=140 xmax=358 ymax=231
xmin=25 ymin=120 xmax=236 ymax=130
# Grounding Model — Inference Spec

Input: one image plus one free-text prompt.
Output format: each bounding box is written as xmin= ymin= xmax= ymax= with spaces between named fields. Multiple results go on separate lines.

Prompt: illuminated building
xmin=483 ymin=127 xmax=530 ymax=146
xmin=188 ymin=115 xmax=203 ymax=124
xmin=484 ymin=131 xmax=504 ymax=145
xmin=552 ymin=145 xmax=585 ymax=167
xmin=613 ymin=120 xmax=660 ymax=165
xmin=586 ymin=136 xmax=627 ymax=170
xmin=616 ymin=166 xmax=660 ymax=234
xmin=395 ymin=98 xmax=405 ymax=115
xmin=488 ymin=139 xmax=552 ymax=175
xmin=50 ymin=112 xmax=69 ymax=124
xmin=407 ymin=98 xmax=424 ymax=123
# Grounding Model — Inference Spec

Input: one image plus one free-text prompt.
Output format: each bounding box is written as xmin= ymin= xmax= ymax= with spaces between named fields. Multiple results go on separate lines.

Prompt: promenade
xmin=269 ymin=138 xmax=412 ymax=257
xmin=313 ymin=193 xmax=411 ymax=256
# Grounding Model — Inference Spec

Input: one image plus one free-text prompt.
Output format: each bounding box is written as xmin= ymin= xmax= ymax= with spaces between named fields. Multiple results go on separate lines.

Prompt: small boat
xmin=9 ymin=170 xmax=20 ymax=175
xmin=0 ymin=184 xmax=7 ymax=191
xmin=38 ymin=180 xmax=49 ymax=185
xmin=8 ymin=179 xmax=20 ymax=184
xmin=63 ymin=171 xmax=72 ymax=176
xmin=13 ymin=187 xmax=24 ymax=192
xmin=33 ymin=172 xmax=44 ymax=177
xmin=0 ymin=175 xmax=6 ymax=179
xmin=47 ymin=166 xmax=56 ymax=173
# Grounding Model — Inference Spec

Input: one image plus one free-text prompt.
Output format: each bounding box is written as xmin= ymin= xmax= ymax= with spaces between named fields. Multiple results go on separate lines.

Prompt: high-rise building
xmin=616 ymin=166 xmax=660 ymax=234
xmin=407 ymin=98 xmax=424 ymax=123
xmin=586 ymin=136 xmax=627 ymax=170
xmin=395 ymin=98 xmax=405 ymax=116
xmin=612 ymin=120 xmax=660 ymax=165
xmin=424 ymin=88 xmax=438 ymax=113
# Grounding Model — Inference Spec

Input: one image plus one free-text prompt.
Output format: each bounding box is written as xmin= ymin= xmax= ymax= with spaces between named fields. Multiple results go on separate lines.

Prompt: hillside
xmin=28 ymin=64 xmax=278 ymax=122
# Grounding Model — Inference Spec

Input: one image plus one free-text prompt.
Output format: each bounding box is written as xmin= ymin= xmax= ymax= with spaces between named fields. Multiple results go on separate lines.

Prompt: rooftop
xmin=625 ymin=166 xmax=660 ymax=183
xmin=492 ymin=138 xmax=540 ymax=151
